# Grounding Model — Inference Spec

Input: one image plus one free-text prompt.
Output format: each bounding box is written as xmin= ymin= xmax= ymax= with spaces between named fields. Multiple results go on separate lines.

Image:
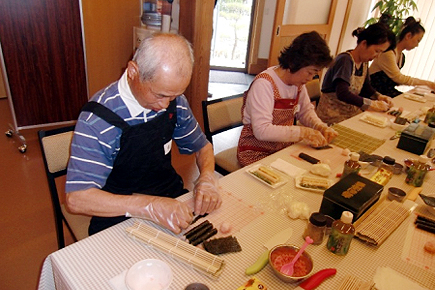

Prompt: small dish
xmin=125 ymin=259 xmax=173 ymax=290
xmin=184 ymin=283 xmax=210 ymax=290
xmin=387 ymin=187 xmax=406 ymax=202
xmin=247 ymin=164 xmax=288 ymax=188
xmin=420 ymin=193 xmax=435 ymax=216
xmin=393 ymin=163 xmax=404 ymax=175
xmin=269 ymin=244 xmax=313 ymax=282
xmin=390 ymin=122 xmax=407 ymax=132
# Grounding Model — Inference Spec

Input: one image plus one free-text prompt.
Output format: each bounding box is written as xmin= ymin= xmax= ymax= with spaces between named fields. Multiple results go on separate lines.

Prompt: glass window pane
xmin=210 ymin=0 xmax=254 ymax=70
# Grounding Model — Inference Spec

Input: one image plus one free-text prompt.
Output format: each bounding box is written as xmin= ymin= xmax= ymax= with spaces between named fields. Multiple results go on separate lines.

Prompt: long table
xmin=38 ymin=94 xmax=435 ymax=289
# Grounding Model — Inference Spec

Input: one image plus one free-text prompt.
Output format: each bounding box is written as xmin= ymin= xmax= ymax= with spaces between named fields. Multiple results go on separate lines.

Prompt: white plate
xmin=359 ymin=113 xmax=388 ymax=128
xmin=404 ymin=93 xmax=427 ymax=103
xmin=295 ymin=175 xmax=333 ymax=193
xmin=246 ymin=164 xmax=288 ymax=188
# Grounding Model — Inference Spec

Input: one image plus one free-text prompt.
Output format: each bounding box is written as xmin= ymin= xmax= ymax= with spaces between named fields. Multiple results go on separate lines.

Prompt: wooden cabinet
xmin=0 ymin=0 xmax=88 ymax=129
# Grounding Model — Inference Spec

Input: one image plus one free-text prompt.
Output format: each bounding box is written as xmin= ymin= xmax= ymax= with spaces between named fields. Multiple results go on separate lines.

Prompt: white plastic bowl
xmin=125 ymin=259 xmax=173 ymax=290
xmin=390 ymin=121 xmax=407 ymax=131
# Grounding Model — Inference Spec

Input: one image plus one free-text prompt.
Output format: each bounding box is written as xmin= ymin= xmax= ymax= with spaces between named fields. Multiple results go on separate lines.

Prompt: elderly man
xmin=65 ymin=33 xmax=221 ymax=235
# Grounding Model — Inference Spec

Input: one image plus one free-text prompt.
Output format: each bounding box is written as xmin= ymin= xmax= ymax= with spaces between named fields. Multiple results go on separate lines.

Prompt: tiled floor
xmin=0 ymin=98 xmax=200 ymax=290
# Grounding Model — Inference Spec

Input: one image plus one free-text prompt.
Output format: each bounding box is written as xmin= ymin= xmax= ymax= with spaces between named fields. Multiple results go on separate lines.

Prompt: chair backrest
xmin=305 ymin=78 xmax=321 ymax=107
xmin=202 ymin=93 xmax=244 ymax=142
xmin=38 ymin=125 xmax=90 ymax=248
xmin=202 ymin=94 xmax=244 ymax=175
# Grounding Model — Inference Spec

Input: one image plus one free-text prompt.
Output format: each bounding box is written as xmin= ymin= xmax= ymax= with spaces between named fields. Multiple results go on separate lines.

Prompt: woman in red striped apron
xmin=237 ymin=31 xmax=338 ymax=167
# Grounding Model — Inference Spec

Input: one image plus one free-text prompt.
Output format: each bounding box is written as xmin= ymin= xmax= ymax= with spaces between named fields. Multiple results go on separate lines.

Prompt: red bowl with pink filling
xmin=269 ymin=244 xmax=314 ymax=282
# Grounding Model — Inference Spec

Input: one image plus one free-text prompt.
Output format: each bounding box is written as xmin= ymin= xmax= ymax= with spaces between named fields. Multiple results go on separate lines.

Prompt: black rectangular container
xmin=397 ymin=123 xmax=435 ymax=155
xmin=319 ymin=173 xmax=383 ymax=222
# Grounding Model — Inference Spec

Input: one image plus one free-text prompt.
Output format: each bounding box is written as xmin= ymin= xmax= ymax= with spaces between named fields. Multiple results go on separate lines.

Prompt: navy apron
xmin=81 ymin=101 xmax=186 ymax=235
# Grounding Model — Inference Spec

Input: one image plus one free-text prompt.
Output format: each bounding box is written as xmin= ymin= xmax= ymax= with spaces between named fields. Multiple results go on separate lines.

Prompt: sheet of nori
xmin=203 ymin=236 xmax=242 ymax=255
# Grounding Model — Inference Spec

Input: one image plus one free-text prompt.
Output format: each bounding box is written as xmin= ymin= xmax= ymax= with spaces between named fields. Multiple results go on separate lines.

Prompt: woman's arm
xmin=247 ymin=79 xmax=302 ymax=142
xmin=335 ymin=79 xmax=365 ymax=107
xmin=375 ymin=51 xmax=435 ymax=90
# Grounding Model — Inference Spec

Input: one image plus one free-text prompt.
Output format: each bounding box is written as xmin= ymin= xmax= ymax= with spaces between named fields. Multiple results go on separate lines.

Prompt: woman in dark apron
xmin=317 ymin=23 xmax=395 ymax=125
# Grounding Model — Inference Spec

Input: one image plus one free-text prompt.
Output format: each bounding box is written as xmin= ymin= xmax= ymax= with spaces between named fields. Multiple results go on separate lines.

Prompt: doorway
xmin=210 ymin=0 xmax=255 ymax=72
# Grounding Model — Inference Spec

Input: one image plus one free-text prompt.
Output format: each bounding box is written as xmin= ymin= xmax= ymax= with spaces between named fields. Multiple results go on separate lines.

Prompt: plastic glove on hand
xmin=378 ymin=94 xmax=394 ymax=108
xmin=193 ymin=172 xmax=222 ymax=215
xmin=300 ymin=127 xmax=328 ymax=148
xmin=369 ymin=100 xmax=389 ymax=112
xmin=139 ymin=197 xmax=193 ymax=234
xmin=320 ymin=126 xmax=338 ymax=143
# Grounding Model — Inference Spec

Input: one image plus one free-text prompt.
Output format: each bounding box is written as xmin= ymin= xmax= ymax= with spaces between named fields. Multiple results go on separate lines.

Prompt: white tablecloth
xmin=38 ymin=95 xmax=435 ymax=289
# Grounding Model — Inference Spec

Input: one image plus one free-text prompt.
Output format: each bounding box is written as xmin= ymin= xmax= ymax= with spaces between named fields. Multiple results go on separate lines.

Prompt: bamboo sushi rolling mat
xmin=331 ymin=124 xmax=386 ymax=154
xmin=125 ymin=221 xmax=225 ymax=278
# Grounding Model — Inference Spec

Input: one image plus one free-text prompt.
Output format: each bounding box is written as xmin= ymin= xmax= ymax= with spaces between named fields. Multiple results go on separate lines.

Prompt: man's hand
xmin=193 ymin=172 xmax=222 ymax=215
xmin=137 ymin=196 xmax=193 ymax=234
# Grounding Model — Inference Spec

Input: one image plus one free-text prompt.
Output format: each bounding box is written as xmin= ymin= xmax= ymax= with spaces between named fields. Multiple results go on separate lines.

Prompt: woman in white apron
xmin=316 ymin=23 xmax=395 ymax=125
xmin=237 ymin=31 xmax=337 ymax=167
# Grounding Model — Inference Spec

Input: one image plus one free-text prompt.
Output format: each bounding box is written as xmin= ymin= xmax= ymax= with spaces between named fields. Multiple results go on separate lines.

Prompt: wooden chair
xmin=38 ymin=125 xmax=91 ymax=249
xmin=305 ymin=78 xmax=321 ymax=107
xmin=202 ymin=94 xmax=244 ymax=175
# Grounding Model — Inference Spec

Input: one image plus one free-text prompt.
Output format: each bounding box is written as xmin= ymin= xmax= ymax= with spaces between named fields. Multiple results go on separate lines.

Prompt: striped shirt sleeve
xmin=65 ymin=110 xmax=123 ymax=193
xmin=173 ymin=95 xmax=209 ymax=154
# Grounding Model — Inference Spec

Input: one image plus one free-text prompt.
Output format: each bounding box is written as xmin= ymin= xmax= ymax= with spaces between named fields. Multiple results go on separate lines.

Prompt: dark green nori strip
xmin=187 ymin=223 xmax=213 ymax=242
xmin=191 ymin=213 xmax=209 ymax=225
xmin=191 ymin=228 xmax=218 ymax=246
xmin=184 ymin=220 xmax=210 ymax=238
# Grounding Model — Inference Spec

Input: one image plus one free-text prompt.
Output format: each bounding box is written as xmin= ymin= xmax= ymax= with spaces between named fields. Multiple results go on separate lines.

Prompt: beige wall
xmin=259 ymin=0 xmax=372 ymax=59
xmin=81 ymin=0 xmax=141 ymax=97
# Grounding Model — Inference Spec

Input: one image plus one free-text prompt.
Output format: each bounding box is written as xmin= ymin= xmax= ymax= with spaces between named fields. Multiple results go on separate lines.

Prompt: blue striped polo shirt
xmin=65 ymin=73 xmax=208 ymax=193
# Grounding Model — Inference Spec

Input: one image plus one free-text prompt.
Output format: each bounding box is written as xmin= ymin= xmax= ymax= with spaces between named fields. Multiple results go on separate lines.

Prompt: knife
xmin=245 ymin=227 xmax=293 ymax=275
xmin=296 ymin=268 xmax=337 ymax=290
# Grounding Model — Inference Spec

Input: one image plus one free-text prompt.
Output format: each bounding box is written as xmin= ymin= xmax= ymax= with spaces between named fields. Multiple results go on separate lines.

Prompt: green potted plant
xmin=365 ymin=0 xmax=418 ymax=36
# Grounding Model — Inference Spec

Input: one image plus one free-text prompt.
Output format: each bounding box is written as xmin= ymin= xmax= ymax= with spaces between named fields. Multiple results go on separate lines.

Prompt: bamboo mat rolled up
xmin=355 ymin=200 xmax=413 ymax=246
xmin=337 ymin=275 xmax=376 ymax=290
xmin=126 ymin=221 xmax=225 ymax=279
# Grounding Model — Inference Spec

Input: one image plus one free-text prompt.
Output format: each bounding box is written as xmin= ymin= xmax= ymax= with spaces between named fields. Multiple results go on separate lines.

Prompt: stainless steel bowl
xmin=268 ymin=244 xmax=313 ymax=282
xmin=387 ymin=187 xmax=406 ymax=202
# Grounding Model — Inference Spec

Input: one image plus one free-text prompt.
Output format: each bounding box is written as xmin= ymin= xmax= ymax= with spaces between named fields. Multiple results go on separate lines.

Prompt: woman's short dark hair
xmin=352 ymin=23 xmax=396 ymax=51
xmin=278 ymin=31 xmax=333 ymax=73
xmin=399 ymin=16 xmax=425 ymax=41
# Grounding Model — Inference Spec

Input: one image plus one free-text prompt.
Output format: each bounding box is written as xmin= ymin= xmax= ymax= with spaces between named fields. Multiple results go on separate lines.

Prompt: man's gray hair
xmin=133 ymin=33 xmax=194 ymax=82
